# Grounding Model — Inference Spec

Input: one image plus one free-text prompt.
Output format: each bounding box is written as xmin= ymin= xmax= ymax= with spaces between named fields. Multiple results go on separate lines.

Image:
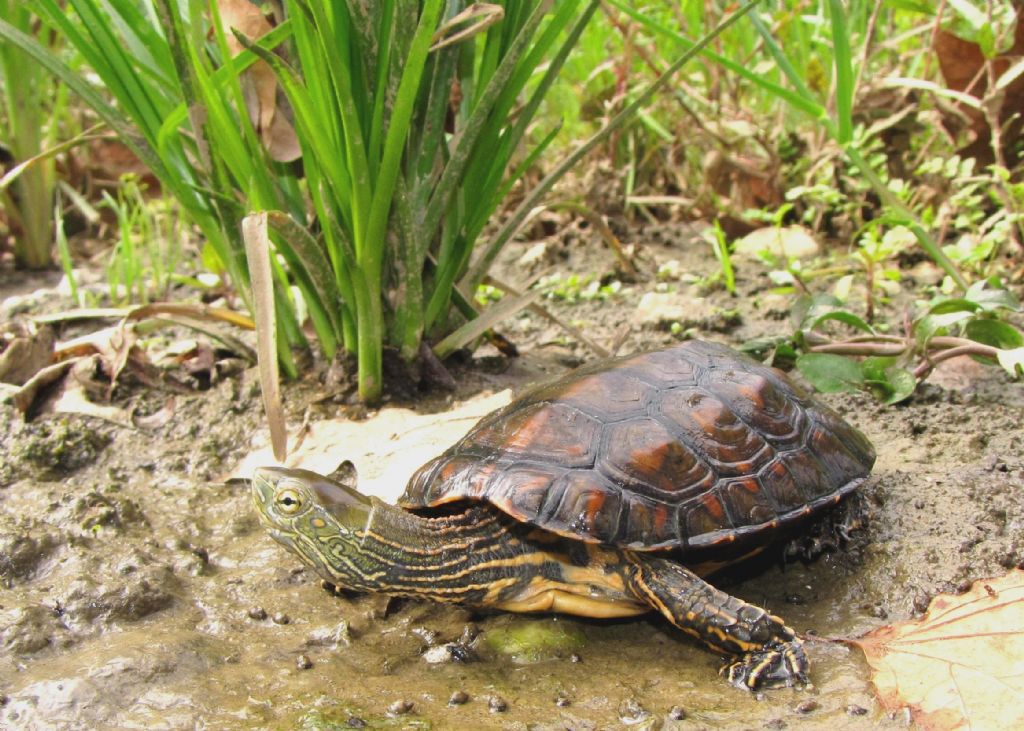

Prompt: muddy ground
xmin=1 ymin=221 xmax=1023 ymax=730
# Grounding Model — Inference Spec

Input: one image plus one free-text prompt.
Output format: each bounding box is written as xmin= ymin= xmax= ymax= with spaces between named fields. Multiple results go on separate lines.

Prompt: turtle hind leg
xmin=624 ymin=554 xmax=809 ymax=690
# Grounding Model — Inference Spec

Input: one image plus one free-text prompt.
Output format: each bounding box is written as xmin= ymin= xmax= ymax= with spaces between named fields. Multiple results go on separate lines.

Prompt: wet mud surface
xmin=2 ymin=223 xmax=1023 ymax=729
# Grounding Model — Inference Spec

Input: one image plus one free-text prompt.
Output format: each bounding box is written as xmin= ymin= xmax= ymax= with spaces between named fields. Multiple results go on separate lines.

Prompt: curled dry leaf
xmin=855 ymin=569 xmax=1024 ymax=731
xmin=0 ymin=322 xmax=54 ymax=386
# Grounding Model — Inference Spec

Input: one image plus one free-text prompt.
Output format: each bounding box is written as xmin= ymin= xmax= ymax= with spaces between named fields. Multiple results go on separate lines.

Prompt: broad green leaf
xmin=860 ymin=356 xmax=898 ymax=382
xmin=796 ymin=353 xmax=864 ymax=393
xmin=833 ymin=274 xmax=854 ymax=302
xmin=792 ymin=292 xmax=842 ymax=330
xmin=946 ymin=0 xmax=986 ymax=31
xmin=808 ymin=310 xmax=875 ymax=335
xmin=965 ymin=320 xmax=1024 ymax=350
xmin=862 ymin=357 xmax=917 ymax=404
xmin=965 ymin=279 xmax=1021 ymax=312
xmin=928 ymin=297 xmax=980 ymax=315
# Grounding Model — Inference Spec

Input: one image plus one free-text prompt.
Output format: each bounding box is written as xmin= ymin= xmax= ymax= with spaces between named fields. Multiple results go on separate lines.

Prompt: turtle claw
xmin=722 ymin=640 xmax=809 ymax=690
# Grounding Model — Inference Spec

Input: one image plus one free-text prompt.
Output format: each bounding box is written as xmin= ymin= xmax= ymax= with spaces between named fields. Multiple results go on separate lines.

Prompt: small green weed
xmin=747 ymin=278 xmax=1024 ymax=404
xmin=538 ymin=273 xmax=623 ymax=304
xmin=101 ymin=176 xmax=187 ymax=305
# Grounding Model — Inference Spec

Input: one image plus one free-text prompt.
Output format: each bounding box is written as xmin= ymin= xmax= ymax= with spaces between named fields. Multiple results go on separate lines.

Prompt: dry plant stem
xmin=548 ymin=201 xmax=639 ymax=278
xmin=600 ymin=5 xmax=723 ymax=145
xmin=852 ymin=1 xmax=883 ymax=96
xmin=982 ymin=56 xmax=1024 ymax=251
xmin=806 ymin=334 xmax=1001 ymax=379
xmin=809 ymin=342 xmax=905 ymax=356
xmin=912 ymin=344 xmax=994 ymax=379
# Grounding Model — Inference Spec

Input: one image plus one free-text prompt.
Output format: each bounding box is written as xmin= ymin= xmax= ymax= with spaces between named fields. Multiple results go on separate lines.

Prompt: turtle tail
xmin=624 ymin=554 xmax=809 ymax=690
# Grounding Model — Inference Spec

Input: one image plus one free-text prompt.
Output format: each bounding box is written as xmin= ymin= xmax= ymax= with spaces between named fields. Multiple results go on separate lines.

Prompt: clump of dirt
xmin=1 ymin=221 xmax=1023 ymax=729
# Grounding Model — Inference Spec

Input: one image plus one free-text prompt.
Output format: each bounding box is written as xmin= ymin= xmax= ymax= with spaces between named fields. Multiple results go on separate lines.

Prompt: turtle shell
xmin=400 ymin=341 xmax=875 ymax=552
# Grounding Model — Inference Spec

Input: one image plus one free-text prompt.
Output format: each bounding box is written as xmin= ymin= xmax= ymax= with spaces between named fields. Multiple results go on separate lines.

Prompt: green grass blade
xmin=828 ymin=0 xmax=854 ymax=144
xmin=421 ymin=1 xmax=552 ymax=251
xmin=465 ymin=0 xmax=762 ymax=291
xmin=604 ymin=0 xmax=824 ymax=118
xmin=0 ymin=14 xmax=163 ymax=175
xmin=365 ymin=0 xmax=443 ymax=279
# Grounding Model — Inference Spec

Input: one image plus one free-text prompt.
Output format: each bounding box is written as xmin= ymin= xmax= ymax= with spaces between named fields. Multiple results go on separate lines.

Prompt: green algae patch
xmin=12 ymin=418 xmax=112 ymax=477
xmin=481 ymin=617 xmax=587 ymax=664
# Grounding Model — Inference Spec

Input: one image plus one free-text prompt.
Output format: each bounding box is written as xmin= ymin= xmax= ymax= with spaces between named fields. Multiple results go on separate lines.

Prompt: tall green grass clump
xmin=7 ymin=1 xmax=597 ymax=402
xmin=0 ymin=2 xmax=64 ymax=269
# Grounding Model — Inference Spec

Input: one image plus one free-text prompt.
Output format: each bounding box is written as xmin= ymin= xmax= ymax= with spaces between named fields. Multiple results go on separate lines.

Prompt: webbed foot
xmin=722 ymin=639 xmax=809 ymax=690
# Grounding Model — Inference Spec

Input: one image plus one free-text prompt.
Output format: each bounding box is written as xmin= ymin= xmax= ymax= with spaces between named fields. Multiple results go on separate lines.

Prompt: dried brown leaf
xmin=855 ymin=569 xmax=1024 ymax=731
xmin=0 ymin=322 xmax=54 ymax=386
xmin=218 ymin=0 xmax=300 ymax=162
xmin=934 ymin=8 xmax=1024 ymax=165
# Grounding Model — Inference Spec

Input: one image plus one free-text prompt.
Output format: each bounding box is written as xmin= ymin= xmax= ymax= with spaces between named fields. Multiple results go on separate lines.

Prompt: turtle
xmin=251 ymin=340 xmax=875 ymax=689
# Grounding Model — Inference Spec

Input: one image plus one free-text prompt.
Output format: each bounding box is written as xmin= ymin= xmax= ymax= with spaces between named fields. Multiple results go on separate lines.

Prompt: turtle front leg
xmin=624 ymin=554 xmax=808 ymax=690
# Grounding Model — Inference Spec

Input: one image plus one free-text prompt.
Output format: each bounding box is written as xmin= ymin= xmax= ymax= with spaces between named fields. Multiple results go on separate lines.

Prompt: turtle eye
xmin=276 ymin=488 xmax=304 ymax=514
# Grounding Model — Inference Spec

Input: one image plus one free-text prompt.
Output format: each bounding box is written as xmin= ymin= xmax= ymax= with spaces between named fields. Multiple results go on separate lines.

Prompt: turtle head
xmin=251 ymin=466 xmax=375 ymax=587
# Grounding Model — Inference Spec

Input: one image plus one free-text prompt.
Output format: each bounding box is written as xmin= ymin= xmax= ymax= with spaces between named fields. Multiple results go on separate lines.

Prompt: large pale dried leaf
xmin=855 ymin=569 xmax=1024 ymax=731
xmin=231 ymin=390 xmax=512 ymax=504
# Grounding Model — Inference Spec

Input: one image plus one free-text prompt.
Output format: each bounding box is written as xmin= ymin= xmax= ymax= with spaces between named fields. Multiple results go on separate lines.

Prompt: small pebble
xmin=488 ymin=696 xmax=508 ymax=713
xmin=448 ymin=642 xmax=474 ymax=663
xmin=795 ymin=699 xmax=819 ymax=714
xmin=411 ymin=626 xmax=438 ymax=645
xmin=296 ymin=654 xmax=312 ymax=670
xmin=618 ymin=698 xmax=649 ymax=724
xmin=846 ymin=704 xmax=868 ymax=716
xmin=668 ymin=705 xmax=686 ymax=720
xmin=448 ymin=690 xmax=469 ymax=706
xmin=346 ymin=717 xmax=366 ymax=729
xmin=387 ymin=700 xmax=413 ymax=716
xmin=555 ymin=694 xmax=571 ymax=707
xmin=272 ymin=612 xmax=290 ymax=625
xmin=764 ymin=720 xmax=786 ymax=729
xmin=247 ymin=606 xmax=267 ymax=621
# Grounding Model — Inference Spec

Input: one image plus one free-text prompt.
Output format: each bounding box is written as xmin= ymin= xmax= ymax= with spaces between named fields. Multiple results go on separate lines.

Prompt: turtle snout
xmin=250 ymin=467 xmax=281 ymax=520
